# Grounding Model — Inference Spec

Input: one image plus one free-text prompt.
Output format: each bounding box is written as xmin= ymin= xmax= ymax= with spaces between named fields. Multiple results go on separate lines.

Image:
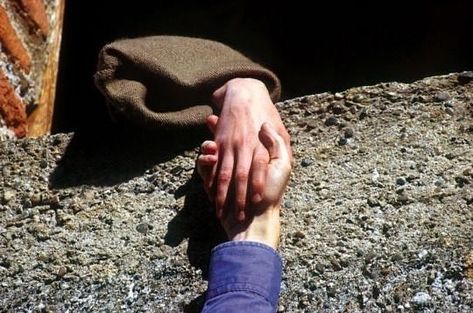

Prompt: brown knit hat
xmin=94 ymin=36 xmax=281 ymax=130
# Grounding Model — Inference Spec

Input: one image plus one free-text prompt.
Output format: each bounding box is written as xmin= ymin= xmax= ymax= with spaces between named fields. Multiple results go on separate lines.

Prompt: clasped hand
xmin=204 ymin=78 xmax=291 ymax=218
xmin=197 ymin=78 xmax=292 ymax=248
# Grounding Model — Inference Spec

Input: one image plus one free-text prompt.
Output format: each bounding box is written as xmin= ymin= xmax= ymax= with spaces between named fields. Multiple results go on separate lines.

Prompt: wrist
xmin=230 ymin=207 xmax=281 ymax=249
xmin=212 ymin=78 xmax=267 ymax=110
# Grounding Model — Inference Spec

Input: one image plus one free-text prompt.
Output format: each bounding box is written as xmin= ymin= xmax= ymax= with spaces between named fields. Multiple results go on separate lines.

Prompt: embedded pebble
xmin=336 ymin=135 xmax=346 ymax=145
xmin=445 ymin=107 xmax=454 ymax=116
xmin=294 ymin=231 xmax=305 ymax=239
xmin=2 ymin=189 xmax=15 ymax=203
xmin=411 ymin=292 xmax=432 ymax=307
xmin=343 ymin=127 xmax=354 ymax=138
xmin=284 ymin=200 xmax=294 ymax=209
xmin=396 ymin=177 xmax=407 ymax=186
xmin=458 ymin=71 xmax=473 ymax=84
xmin=136 ymin=223 xmax=151 ymax=235
xmin=325 ymin=116 xmax=338 ymax=126
xmin=367 ymin=197 xmax=381 ymax=207
xmin=434 ymin=92 xmax=450 ymax=102
xmin=300 ymin=159 xmax=312 ymax=167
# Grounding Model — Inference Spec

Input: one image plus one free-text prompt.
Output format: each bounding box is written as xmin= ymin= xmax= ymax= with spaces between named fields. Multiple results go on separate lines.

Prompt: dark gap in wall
xmin=53 ymin=0 xmax=472 ymax=133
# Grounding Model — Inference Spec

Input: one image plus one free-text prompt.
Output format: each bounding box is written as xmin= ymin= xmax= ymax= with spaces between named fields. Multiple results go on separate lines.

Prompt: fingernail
xmin=252 ymin=193 xmax=262 ymax=203
xmin=238 ymin=210 xmax=245 ymax=221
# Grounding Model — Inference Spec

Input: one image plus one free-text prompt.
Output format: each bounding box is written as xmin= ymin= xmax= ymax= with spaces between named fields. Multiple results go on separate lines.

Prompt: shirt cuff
xmin=206 ymin=241 xmax=283 ymax=308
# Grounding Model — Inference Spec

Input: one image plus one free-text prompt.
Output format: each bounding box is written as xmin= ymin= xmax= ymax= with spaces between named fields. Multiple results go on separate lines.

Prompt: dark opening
xmin=52 ymin=0 xmax=473 ymax=133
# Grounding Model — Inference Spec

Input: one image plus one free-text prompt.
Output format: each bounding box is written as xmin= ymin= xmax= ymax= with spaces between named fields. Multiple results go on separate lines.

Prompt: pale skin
xmin=208 ymin=78 xmax=292 ymax=222
xmin=197 ymin=122 xmax=292 ymax=249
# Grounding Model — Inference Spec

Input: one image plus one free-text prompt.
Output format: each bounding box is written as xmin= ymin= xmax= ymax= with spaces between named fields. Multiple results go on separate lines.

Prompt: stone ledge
xmin=0 ymin=72 xmax=472 ymax=312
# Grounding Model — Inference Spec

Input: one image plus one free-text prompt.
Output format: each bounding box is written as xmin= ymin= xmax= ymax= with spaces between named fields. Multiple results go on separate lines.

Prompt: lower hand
xmin=198 ymin=122 xmax=292 ymax=249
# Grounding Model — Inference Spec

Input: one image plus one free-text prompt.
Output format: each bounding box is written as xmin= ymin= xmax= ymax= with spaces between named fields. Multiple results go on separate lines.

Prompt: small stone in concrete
xmin=411 ymin=292 xmax=432 ymax=307
xmin=434 ymin=92 xmax=449 ymax=102
xmin=359 ymin=108 xmax=368 ymax=120
xmin=2 ymin=189 xmax=15 ymax=203
xmin=458 ymin=71 xmax=473 ymax=84
xmin=367 ymin=197 xmax=381 ymax=207
xmin=315 ymin=262 xmax=325 ymax=273
xmin=325 ymin=116 xmax=338 ymax=126
xmin=337 ymin=137 xmax=348 ymax=146
xmin=330 ymin=258 xmax=342 ymax=271
xmin=39 ymin=160 xmax=48 ymax=168
xmin=284 ymin=200 xmax=294 ymax=209
xmin=331 ymin=102 xmax=345 ymax=114
xmin=343 ymin=127 xmax=354 ymax=138
xmin=334 ymin=92 xmax=344 ymax=100
xmin=396 ymin=177 xmax=407 ymax=186
xmin=455 ymin=176 xmax=470 ymax=188
xmin=56 ymin=266 xmax=67 ymax=278
xmin=300 ymin=159 xmax=312 ymax=167
xmin=434 ymin=177 xmax=445 ymax=187
xmin=294 ymin=230 xmax=305 ymax=239
xmin=136 ymin=223 xmax=151 ymax=235
xmin=327 ymin=286 xmax=337 ymax=297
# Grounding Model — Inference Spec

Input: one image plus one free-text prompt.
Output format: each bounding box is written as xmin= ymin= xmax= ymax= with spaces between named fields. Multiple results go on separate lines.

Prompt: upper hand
xmin=207 ymin=78 xmax=291 ymax=221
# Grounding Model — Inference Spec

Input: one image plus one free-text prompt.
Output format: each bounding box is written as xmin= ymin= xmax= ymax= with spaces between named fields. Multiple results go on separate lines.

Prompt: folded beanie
xmin=94 ymin=36 xmax=281 ymax=130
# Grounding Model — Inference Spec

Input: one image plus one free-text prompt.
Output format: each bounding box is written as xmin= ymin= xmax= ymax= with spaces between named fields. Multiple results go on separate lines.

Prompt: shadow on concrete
xmin=48 ymin=124 xmax=209 ymax=188
xmin=49 ymin=122 xmax=222 ymax=312
xmin=165 ymin=170 xmax=227 ymax=313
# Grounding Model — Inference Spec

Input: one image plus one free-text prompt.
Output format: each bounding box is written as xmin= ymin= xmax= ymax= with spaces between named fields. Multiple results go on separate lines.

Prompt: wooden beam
xmin=27 ymin=0 xmax=64 ymax=137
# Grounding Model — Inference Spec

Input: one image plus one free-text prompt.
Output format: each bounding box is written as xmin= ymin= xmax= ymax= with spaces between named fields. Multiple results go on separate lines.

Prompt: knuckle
xmin=232 ymin=135 xmax=244 ymax=147
xmin=251 ymin=174 xmax=265 ymax=186
xmin=284 ymin=162 xmax=293 ymax=173
xmin=218 ymin=170 xmax=232 ymax=183
xmin=235 ymin=170 xmax=249 ymax=182
xmin=236 ymin=196 xmax=245 ymax=207
xmin=283 ymin=131 xmax=291 ymax=142
xmin=253 ymin=156 xmax=269 ymax=167
xmin=251 ymin=180 xmax=264 ymax=192
xmin=216 ymin=192 xmax=226 ymax=203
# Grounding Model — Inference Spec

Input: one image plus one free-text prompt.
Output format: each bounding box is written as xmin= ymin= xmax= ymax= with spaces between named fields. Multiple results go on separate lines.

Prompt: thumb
xmin=211 ymin=84 xmax=227 ymax=109
xmin=259 ymin=122 xmax=289 ymax=164
xmin=206 ymin=115 xmax=219 ymax=134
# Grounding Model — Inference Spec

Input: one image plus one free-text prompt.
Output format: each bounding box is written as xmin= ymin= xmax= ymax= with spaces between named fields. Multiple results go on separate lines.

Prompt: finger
xmin=234 ymin=149 xmax=252 ymax=221
xmin=200 ymin=140 xmax=219 ymax=199
xmin=206 ymin=115 xmax=219 ymax=134
xmin=259 ymin=122 xmax=290 ymax=164
xmin=281 ymin=129 xmax=294 ymax=165
xmin=249 ymin=145 xmax=269 ymax=204
xmin=215 ymin=150 xmax=234 ymax=219
xmin=211 ymin=84 xmax=227 ymax=106
xmin=197 ymin=155 xmax=217 ymax=193
xmin=198 ymin=154 xmax=218 ymax=166
xmin=201 ymin=140 xmax=218 ymax=155
xmin=207 ymin=162 xmax=218 ymax=202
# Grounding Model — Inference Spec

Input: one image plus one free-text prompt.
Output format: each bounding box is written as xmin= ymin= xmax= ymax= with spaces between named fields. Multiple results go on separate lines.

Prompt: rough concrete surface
xmin=1 ymin=72 xmax=472 ymax=312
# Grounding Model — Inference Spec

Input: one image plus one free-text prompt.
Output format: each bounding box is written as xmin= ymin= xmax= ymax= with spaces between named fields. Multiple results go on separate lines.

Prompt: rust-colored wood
xmin=27 ymin=0 xmax=64 ymax=137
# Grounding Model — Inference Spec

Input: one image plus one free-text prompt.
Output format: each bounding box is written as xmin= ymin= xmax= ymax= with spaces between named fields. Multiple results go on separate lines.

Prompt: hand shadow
xmin=165 ymin=169 xmax=227 ymax=313
xmin=49 ymin=121 xmax=225 ymax=312
xmin=49 ymin=124 xmax=208 ymax=188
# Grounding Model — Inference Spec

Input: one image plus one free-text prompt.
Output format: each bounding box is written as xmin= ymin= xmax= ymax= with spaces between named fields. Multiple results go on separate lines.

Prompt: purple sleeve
xmin=202 ymin=241 xmax=283 ymax=313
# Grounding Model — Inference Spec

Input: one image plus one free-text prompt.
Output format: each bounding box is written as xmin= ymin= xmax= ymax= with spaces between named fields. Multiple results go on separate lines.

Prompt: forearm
xmin=202 ymin=241 xmax=282 ymax=313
